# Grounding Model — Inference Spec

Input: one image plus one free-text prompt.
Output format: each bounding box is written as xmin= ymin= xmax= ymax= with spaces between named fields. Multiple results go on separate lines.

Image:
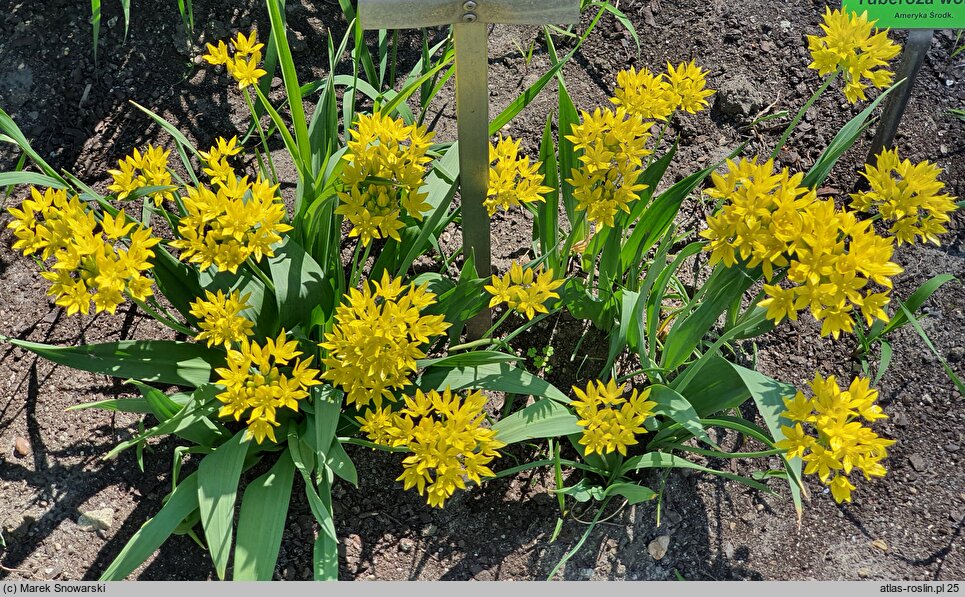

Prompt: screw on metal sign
xmin=359 ymin=0 xmax=580 ymax=336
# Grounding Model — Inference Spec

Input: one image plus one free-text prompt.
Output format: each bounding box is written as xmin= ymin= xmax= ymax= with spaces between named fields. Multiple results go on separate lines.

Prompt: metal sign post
xmin=359 ymin=0 xmax=579 ymax=338
xmin=867 ymin=29 xmax=934 ymax=161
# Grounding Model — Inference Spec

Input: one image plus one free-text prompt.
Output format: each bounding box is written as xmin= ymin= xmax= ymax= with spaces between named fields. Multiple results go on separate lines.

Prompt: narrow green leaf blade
xmin=198 ymin=429 xmax=251 ymax=580
xmin=491 ymin=399 xmax=581 ymax=445
xmin=99 ymin=474 xmax=200 ymax=580
xmin=6 ymin=338 xmax=220 ymax=388
xmin=419 ymin=363 xmax=570 ymax=403
xmin=234 ymin=452 xmax=296 ymax=580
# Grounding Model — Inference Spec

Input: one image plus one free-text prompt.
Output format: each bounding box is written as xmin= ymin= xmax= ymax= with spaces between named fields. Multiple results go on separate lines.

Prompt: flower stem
xmin=129 ymin=296 xmax=196 ymax=336
xmin=769 ymin=71 xmax=838 ymax=161
xmin=243 ymin=88 xmax=280 ymax=184
xmin=245 ymin=256 xmax=276 ymax=293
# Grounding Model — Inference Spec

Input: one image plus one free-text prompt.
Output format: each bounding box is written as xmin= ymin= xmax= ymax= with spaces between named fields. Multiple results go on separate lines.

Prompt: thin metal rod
xmin=867 ymin=29 xmax=934 ymax=160
xmin=454 ymin=22 xmax=493 ymax=338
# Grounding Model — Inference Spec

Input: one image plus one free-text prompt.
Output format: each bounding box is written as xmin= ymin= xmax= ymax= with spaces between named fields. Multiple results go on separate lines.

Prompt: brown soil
xmin=1 ymin=0 xmax=964 ymax=582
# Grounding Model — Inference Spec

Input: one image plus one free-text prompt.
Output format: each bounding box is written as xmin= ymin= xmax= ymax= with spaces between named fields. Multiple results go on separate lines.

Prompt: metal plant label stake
xmin=359 ymin=0 xmax=579 ymax=337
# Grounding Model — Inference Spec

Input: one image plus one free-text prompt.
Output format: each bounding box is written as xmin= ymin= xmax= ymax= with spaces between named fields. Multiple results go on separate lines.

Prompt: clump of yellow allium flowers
xmin=484 ymin=135 xmax=551 ymax=216
xmin=565 ymin=62 xmax=713 ymax=228
xmin=214 ymin=330 xmax=321 ymax=444
xmin=358 ymin=387 xmax=504 ymax=508
xmin=702 ymin=157 xmax=905 ymax=339
xmin=189 ymin=289 xmax=255 ymax=349
xmin=485 ymin=262 xmax=563 ymax=320
xmin=570 ymin=380 xmax=658 ymax=456
xmin=851 ymin=148 xmax=958 ymax=246
xmin=7 ymin=187 xmax=160 ymax=316
xmin=198 ymin=136 xmax=243 ymax=188
xmin=336 ymin=112 xmax=434 ymax=246
xmin=320 ymin=271 xmax=450 ymax=410
xmin=107 ymin=145 xmax=175 ymax=205
xmin=776 ymin=373 xmax=894 ymax=503
xmin=807 ymin=8 xmax=900 ymax=103
xmin=203 ymin=30 xmax=268 ymax=89
xmin=565 ymin=107 xmax=652 ymax=227
xmin=611 ymin=61 xmax=714 ymax=120
xmin=169 ymin=176 xmax=292 ymax=273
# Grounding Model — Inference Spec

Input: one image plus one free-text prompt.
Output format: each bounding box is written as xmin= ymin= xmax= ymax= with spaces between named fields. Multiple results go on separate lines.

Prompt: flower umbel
xmin=7 ymin=187 xmax=160 ymax=316
xmin=485 ymin=135 xmax=551 ymax=216
xmin=357 ymin=387 xmax=505 ymax=508
xmin=169 ymin=176 xmax=292 ymax=273
xmin=570 ymin=380 xmax=657 ymax=456
xmin=214 ymin=330 xmax=321 ymax=444
xmin=203 ymin=30 xmax=267 ymax=89
xmin=807 ymin=8 xmax=900 ymax=103
xmin=565 ymin=107 xmax=651 ymax=228
xmin=320 ymin=271 xmax=450 ymax=410
xmin=702 ymin=157 xmax=905 ymax=338
xmin=107 ymin=145 xmax=175 ymax=205
xmin=336 ymin=113 xmax=434 ymax=246
xmin=485 ymin=262 xmax=563 ymax=320
xmin=775 ymin=373 xmax=894 ymax=503
xmin=851 ymin=148 xmax=958 ymax=246
xmin=189 ymin=289 xmax=255 ymax=348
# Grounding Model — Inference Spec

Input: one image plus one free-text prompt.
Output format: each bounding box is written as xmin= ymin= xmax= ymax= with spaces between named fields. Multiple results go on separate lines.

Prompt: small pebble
xmin=648 ymin=535 xmax=670 ymax=561
xmin=14 ymin=437 xmax=30 ymax=458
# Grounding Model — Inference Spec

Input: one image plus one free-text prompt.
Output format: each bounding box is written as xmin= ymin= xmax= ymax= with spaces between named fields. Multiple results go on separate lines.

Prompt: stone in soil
xmin=77 ymin=508 xmax=114 ymax=532
xmin=713 ymin=75 xmax=764 ymax=122
xmin=14 ymin=437 xmax=30 ymax=457
xmin=648 ymin=535 xmax=670 ymax=560
xmin=908 ymin=454 xmax=927 ymax=472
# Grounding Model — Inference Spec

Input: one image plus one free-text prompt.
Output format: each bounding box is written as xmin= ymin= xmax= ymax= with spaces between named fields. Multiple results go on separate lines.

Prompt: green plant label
xmin=843 ymin=0 xmax=965 ymax=29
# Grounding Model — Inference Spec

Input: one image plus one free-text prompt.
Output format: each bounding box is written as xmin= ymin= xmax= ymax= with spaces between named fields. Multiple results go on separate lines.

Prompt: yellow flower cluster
xmin=214 ymin=330 xmax=321 ymax=444
xmin=702 ymin=157 xmax=904 ymax=339
xmin=807 ymin=8 xmax=900 ymax=103
xmin=484 ymin=262 xmax=563 ymax=320
xmin=570 ymin=380 xmax=657 ymax=456
xmin=169 ymin=176 xmax=292 ymax=273
xmin=320 ymin=271 xmax=450 ymax=409
xmin=851 ymin=149 xmax=958 ymax=246
xmin=198 ymin=136 xmax=243 ymax=188
xmin=611 ymin=61 xmax=715 ymax=120
xmin=188 ymin=289 xmax=254 ymax=348
xmin=775 ymin=373 xmax=894 ymax=504
xmin=485 ymin=135 xmax=551 ymax=216
xmin=203 ymin=30 xmax=267 ymax=89
xmin=336 ymin=113 xmax=434 ymax=246
xmin=7 ymin=187 xmax=159 ymax=316
xmin=107 ymin=145 xmax=174 ymax=205
xmin=565 ymin=107 xmax=651 ymax=227
xmin=358 ymin=388 xmax=505 ymax=508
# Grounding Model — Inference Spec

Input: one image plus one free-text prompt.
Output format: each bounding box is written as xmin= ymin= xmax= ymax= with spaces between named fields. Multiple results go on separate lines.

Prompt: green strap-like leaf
xmin=99 ymin=473 xmax=200 ymax=580
xmin=604 ymin=482 xmax=655 ymax=504
xmin=267 ymin=236 xmax=335 ymax=330
xmin=649 ymin=384 xmax=717 ymax=449
xmin=491 ymin=399 xmax=581 ymax=445
xmin=724 ymin=363 xmax=804 ymax=517
xmin=198 ymin=429 xmax=251 ymax=580
xmin=6 ymin=338 xmax=221 ymax=388
xmin=620 ymin=452 xmax=772 ymax=492
xmin=233 ymin=452 xmax=296 ymax=580
xmin=419 ymin=363 xmax=570 ymax=403
xmin=802 ymin=81 xmax=898 ymax=188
